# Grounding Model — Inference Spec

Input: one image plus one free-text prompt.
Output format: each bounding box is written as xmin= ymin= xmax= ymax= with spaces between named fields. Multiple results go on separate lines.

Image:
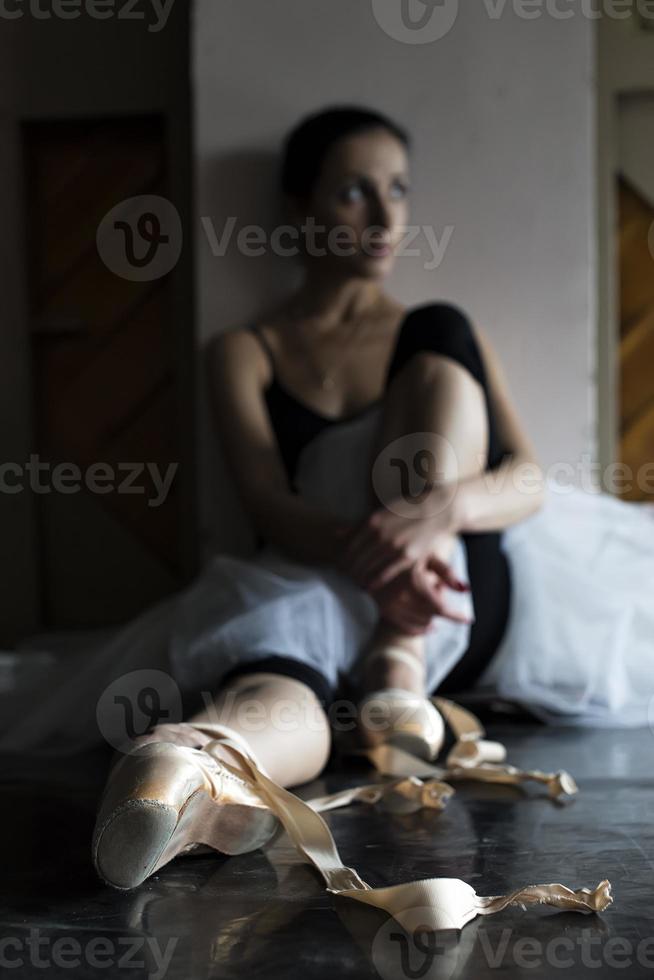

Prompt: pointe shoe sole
xmin=92 ymin=743 xmax=278 ymax=890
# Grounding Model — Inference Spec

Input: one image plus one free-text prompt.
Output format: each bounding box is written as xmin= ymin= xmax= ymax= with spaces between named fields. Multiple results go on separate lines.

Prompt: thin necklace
xmin=289 ymin=302 xmax=382 ymax=391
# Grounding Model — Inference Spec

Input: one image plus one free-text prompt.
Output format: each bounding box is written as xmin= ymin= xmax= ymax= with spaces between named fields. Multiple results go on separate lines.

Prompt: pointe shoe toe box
xmin=358 ymin=688 xmax=445 ymax=760
xmin=92 ymin=741 xmax=277 ymax=890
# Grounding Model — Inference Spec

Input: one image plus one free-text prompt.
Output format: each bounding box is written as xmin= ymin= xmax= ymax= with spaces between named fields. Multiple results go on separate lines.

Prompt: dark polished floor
xmin=0 ymin=724 xmax=652 ymax=979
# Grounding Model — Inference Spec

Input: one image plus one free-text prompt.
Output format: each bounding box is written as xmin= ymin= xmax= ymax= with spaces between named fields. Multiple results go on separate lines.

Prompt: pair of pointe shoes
xmin=92 ymin=713 xmax=609 ymax=934
xmin=91 ymin=649 xmax=480 ymax=892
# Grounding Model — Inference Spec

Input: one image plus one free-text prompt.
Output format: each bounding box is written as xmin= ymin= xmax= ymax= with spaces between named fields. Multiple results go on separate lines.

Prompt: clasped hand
xmin=335 ymin=494 xmax=472 ymax=636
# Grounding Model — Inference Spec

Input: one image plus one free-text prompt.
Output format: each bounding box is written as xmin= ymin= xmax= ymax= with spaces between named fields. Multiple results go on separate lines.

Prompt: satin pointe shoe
xmin=357 ymin=688 xmax=445 ymax=761
xmin=92 ymin=723 xmax=279 ymax=891
xmin=355 ymin=646 xmax=446 ymax=762
xmin=353 ymin=647 xmax=507 ymax=766
xmin=351 ymin=651 xmax=576 ymax=799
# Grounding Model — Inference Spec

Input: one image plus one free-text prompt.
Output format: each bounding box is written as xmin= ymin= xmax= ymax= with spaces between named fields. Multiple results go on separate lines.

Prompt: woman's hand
xmin=340 ymin=488 xmax=462 ymax=592
xmin=368 ymin=552 xmax=472 ymax=635
xmin=336 ymin=511 xmax=472 ymax=634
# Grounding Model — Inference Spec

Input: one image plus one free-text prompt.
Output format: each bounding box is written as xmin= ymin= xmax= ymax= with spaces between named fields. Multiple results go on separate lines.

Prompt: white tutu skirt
xmin=1 ymin=406 xmax=653 ymax=757
xmin=0 ymin=409 xmax=473 ymax=756
xmin=482 ymin=482 xmax=654 ymax=727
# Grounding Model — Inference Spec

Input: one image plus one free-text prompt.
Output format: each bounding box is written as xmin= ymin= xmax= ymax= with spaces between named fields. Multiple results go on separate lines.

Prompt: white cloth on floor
xmin=480 ymin=481 xmax=654 ymax=727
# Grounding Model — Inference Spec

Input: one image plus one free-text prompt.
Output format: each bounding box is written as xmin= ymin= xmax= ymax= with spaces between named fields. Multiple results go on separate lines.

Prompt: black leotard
xmin=248 ymin=302 xmax=512 ymax=694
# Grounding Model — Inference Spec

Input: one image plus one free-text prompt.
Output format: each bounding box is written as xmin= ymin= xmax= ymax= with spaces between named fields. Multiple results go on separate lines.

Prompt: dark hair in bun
xmin=280 ymin=104 xmax=410 ymax=200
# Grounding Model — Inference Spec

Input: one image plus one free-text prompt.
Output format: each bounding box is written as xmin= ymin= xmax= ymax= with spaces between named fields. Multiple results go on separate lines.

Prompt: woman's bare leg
xmin=187 ymin=672 xmax=331 ymax=786
xmin=363 ymin=353 xmax=489 ymax=695
xmin=137 ymin=672 xmax=331 ymax=788
xmin=94 ymin=672 xmax=331 ymax=890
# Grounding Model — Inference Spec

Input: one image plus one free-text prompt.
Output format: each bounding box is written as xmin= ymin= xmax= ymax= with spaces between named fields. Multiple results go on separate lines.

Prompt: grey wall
xmin=193 ymin=0 xmax=597 ymax=555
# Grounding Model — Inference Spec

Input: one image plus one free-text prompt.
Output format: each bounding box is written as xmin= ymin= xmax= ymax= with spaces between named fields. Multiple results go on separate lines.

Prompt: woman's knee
xmin=201 ymin=673 xmax=332 ymax=783
xmin=217 ymin=671 xmax=328 ymax=712
xmin=390 ymin=351 xmax=484 ymax=406
xmin=216 ymin=672 xmax=331 ymax=742
xmin=382 ymin=353 xmax=490 ymax=480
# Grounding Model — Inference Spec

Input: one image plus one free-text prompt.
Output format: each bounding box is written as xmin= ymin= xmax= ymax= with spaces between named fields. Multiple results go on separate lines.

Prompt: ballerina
xmin=4 ymin=105 xmax=647 ymax=923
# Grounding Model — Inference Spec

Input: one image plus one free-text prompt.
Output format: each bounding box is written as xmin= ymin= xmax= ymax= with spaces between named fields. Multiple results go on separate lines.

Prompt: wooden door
xmin=23 ymin=117 xmax=193 ymax=628
xmin=618 ymin=175 xmax=654 ymax=501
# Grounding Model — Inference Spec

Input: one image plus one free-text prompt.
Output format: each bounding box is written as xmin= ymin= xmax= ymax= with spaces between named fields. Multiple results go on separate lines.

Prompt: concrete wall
xmin=194 ymin=0 xmax=597 ymax=554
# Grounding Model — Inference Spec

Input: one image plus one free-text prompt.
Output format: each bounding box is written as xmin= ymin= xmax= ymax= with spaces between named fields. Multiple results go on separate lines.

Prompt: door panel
xmin=618 ymin=175 xmax=654 ymax=501
xmin=24 ymin=117 xmax=188 ymax=628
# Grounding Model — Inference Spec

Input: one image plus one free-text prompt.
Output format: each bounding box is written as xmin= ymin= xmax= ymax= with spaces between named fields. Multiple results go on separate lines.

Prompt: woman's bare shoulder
xmin=209 ymin=324 xmax=255 ymax=355
xmin=207 ymin=322 xmax=272 ymax=383
xmin=210 ymin=298 xmax=288 ymax=356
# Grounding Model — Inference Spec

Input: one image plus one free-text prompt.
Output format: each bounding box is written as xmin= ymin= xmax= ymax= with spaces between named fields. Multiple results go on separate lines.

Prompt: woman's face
xmin=293 ymin=127 xmax=411 ymax=279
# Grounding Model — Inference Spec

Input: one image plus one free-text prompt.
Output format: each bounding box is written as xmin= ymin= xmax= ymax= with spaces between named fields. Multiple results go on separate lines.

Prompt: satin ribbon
xmin=181 ymin=720 xmax=454 ymax=814
xmin=201 ymin=729 xmax=611 ymax=933
xmin=303 ymin=775 xmax=454 ymax=814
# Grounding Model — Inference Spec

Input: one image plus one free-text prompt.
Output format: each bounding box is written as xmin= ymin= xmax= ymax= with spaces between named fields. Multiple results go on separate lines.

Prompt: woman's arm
xmin=210 ymin=326 xmax=481 ymax=629
xmin=448 ymin=322 xmax=545 ymax=534
xmin=341 ymin=321 xmax=546 ymax=591
xmin=207 ymin=328 xmax=352 ymax=566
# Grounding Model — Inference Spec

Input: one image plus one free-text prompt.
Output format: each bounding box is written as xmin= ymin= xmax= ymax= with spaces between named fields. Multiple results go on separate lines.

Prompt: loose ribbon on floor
xmin=303 ymin=775 xmax=454 ymax=814
xmin=201 ymin=728 xmax=612 ymax=934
